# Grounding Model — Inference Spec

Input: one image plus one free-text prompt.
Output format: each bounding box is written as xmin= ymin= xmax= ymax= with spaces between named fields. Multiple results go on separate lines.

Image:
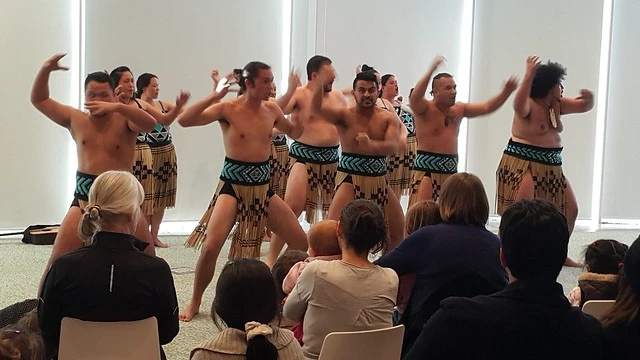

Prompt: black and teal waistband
xmin=413 ymin=150 xmax=458 ymax=174
xmin=272 ymin=134 xmax=288 ymax=146
xmin=504 ymin=139 xmax=563 ymax=165
xmin=75 ymin=171 xmax=98 ymax=201
xmin=290 ymin=141 xmax=340 ymax=165
xmin=220 ymin=157 xmax=270 ymax=185
xmin=338 ymin=152 xmax=387 ymax=176
xmin=147 ymin=140 xmax=173 ymax=148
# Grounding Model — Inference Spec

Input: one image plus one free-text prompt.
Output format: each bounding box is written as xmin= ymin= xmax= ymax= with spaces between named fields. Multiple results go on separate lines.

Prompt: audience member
xmin=282 ymin=220 xmax=342 ymax=295
xmin=190 ymin=258 xmax=303 ymax=360
xmin=38 ymin=171 xmax=179 ymax=359
xmin=394 ymin=200 xmax=441 ymax=323
xmin=404 ymin=199 xmax=605 ymax=359
xmin=568 ymin=239 xmax=628 ymax=307
xmin=0 ymin=323 xmax=46 ymax=360
xmin=602 ymin=235 xmax=640 ymax=359
xmin=283 ymin=199 xmax=398 ymax=359
xmin=375 ymin=173 xmax=508 ymax=353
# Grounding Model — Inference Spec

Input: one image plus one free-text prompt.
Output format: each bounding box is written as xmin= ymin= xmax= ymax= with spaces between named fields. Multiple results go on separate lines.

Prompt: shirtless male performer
xmin=496 ymin=56 xmax=594 ymax=267
xmin=265 ymin=55 xmax=347 ymax=267
xmin=408 ymin=55 xmax=518 ymax=206
xmin=31 ymin=54 xmax=158 ymax=285
xmin=314 ymin=71 xmax=405 ymax=250
xmin=177 ymin=62 xmax=308 ymax=321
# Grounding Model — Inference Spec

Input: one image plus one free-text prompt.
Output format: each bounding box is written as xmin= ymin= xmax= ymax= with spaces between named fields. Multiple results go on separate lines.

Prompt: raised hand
xmin=430 ymin=55 xmax=446 ymax=71
xmin=503 ymin=76 xmax=519 ymax=93
xmin=577 ymin=89 xmax=594 ymax=109
xmin=214 ymin=73 xmax=236 ymax=98
xmin=210 ymin=68 xmax=220 ymax=87
xmin=288 ymin=69 xmax=301 ymax=91
xmin=114 ymin=86 xmax=130 ymax=103
xmin=44 ymin=54 xmax=70 ymax=72
xmin=85 ymin=101 xmax=116 ymax=117
xmin=526 ymin=56 xmax=541 ymax=76
xmin=355 ymin=64 xmax=362 ymax=75
xmin=175 ymin=91 xmax=191 ymax=108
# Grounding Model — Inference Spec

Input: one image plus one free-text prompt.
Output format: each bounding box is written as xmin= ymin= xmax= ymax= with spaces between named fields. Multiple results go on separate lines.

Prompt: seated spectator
xmin=602 ymin=234 xmax=640 ymax=359
xmin=405 ymin=199 xmax=605 ymax=360
xmin=271 ymin=250 xmax=309 ymax=330
xmin=568 ymin=239 xmax=628 ymax=307
xmin=283 ymin=199 xmax=399 ymax=360
xmin=395 ymin=200 xmax=442 ymax=322
xmin=190 ymin=258 xmax=303 ymax=360
xmin=0 ymin=323 xmax=46 ymax=360
xmin=38 ymin=171 xmax=179 ymax=359
xmin=375 ymin=173 xmax=508 ymax=353
xmin=282 ymin=220 xmax=342 ymax=295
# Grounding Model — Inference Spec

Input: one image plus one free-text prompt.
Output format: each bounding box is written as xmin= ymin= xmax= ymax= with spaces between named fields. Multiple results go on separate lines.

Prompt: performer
xmin=109 ymin=66 xmax=187 ymax=220
xmin=177 ymin=62 xmax=308 ymax=321
xmin=496 ymin=56 xmax=593 ymax=267
xmin=314 ymin=71 xmax=405 ymax=250
xmin=136 ymin=73 xmax=184 ymax=248
xmin=408 ymin=55 xmax=518 ymax=205
xmin=30 ymin=54 xmax=157 ymax=286
xmin=380 ymin=74 xmax=416 ymax=200
xmin=265 ymin=56 xmax=346 ymax=267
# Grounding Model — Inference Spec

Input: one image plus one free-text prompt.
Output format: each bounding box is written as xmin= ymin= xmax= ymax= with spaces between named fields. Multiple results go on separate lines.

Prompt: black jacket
xmin=404 ymin=280 xmax=605 ymax=360
xmin=38 ymin=231 xmax=179 ymax=357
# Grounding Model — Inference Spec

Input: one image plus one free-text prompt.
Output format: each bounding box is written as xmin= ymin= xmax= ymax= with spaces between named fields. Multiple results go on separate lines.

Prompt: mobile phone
xmin=233 ymin=68 xmax=243 ymax=81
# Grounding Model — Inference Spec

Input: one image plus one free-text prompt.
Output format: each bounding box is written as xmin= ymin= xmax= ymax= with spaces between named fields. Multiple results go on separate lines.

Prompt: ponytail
xmin=245 ymin=322 xmax=277 ymax=360
xmin=78 ymin=205 xmax=103 ymax=244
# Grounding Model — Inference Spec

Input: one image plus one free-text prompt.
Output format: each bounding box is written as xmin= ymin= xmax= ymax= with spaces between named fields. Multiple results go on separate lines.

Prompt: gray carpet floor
xmin=1 ymin=227 xmax=638 ymax=359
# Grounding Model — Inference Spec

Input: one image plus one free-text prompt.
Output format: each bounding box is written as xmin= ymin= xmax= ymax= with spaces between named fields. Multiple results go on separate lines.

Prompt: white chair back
xmin=58 ymin=317 xmax=160 ymax=360
xmin=318 ymin=325 xmax=404 ymax=360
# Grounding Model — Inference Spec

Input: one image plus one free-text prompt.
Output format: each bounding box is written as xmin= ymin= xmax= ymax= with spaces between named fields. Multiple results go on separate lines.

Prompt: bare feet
xmin=564 ymin=257 xmax=584 ymax=268
xmin=179 ymin=301 xmax=201 ymax=322
xmin=154 ymin=237 xmax=169 ymax=248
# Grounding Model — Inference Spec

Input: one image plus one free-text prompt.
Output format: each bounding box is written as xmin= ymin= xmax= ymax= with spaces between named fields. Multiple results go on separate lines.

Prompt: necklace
xmin=435 ymin=105 xmax=454 ymax=127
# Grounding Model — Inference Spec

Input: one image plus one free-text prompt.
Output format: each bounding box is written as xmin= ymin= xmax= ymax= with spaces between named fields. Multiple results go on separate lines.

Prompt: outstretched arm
xmin=513 ymin=56 xmax=540 ymax=118
xmin=154 ymin=91 xmax=190 ymax=126
xmin=463 ymin=76 xmax=518 ymax=118
xmin=178 ymin=74 xmax=232 ymax=127
xmin=560 ymin=89 xmax=594 ymax=114
xmin=30 ymin=54 xmax=74 ymax=129
xmin=409 ymin=55 xmax=445 ymax=115
xmin=276 ymin=70 xmax=301 ymax=114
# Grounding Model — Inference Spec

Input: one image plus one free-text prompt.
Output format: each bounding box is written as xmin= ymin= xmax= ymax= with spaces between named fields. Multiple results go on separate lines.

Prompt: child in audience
xmin=568 ymin=239 xmax=628 ymax=307
xmin=0 ymin=323 xmax=46 ymax=360
xmin=282 ymin=220 xmax=342 ymax=295
xmin=190 ymin=258 xmax=303 ymax=360
xmin=395 ymin=201 xmax=441 ymax=322
xmin=271 ymin=250 xmax=309 ymax=330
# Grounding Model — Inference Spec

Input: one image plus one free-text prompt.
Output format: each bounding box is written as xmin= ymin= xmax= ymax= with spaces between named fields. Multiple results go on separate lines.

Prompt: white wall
xmin=467 ymin=0 xmax=604 ymax=217
xmin=0 ymin=0 xmax=76 ymax=229
xmin=601 ymin=0 xmax=640 ymax=220
xmin=85 ymin=0 xmax=288 ymax=221
xmin=316 ymin=0 xmax=469 ymax=99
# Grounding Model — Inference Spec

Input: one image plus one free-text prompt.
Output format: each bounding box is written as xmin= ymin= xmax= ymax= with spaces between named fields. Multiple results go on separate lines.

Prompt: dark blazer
xmin=39 ymin=231 xmax=179 ymax=357
xmin=604 ymin=317 xmax=640 ymax=360
xmin=404 ymin=280 xmax=605 ymax=360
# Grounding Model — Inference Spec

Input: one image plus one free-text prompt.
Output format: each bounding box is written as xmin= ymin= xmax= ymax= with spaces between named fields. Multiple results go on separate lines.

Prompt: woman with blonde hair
xmin=38 ymin=171 xmax=179 ymax=359
xmin=376 ymin=172 xmax=508 ymax=355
